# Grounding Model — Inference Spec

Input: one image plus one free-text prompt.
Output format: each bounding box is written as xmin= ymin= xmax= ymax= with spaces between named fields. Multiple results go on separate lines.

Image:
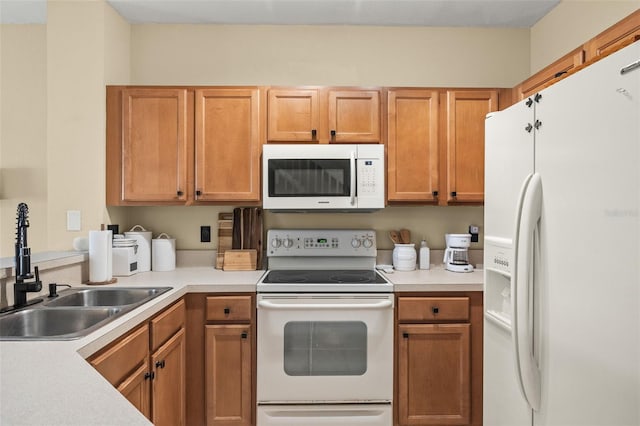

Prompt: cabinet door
xmin=121 ymin=88 xmax=190 ymax=203
xmin=443 ymin=90 xmax=498 ymax=203
xmin=205 ymin=324 xmax=252 ymax=426
xmin=397 ymin=324 xmax=471 ymax=426
xmin=517 ymin=47 xmax=584 ymax=100
xmin=267 ymin=89 xmax=320 ymax=142
xmin=387 ymin=89 xmax=439 ymax=202
xmin=584 ymin=10 xmax=640 ymax=60
xmin=328 ymin=89 xmax=381 ymax=143
xmin=195 ymin=88 xmax=262 ymax=201
xmin=152 ymin=328 xmax=186 ymax=426
xmin=118 ymin=361 xmax=152 ymax=421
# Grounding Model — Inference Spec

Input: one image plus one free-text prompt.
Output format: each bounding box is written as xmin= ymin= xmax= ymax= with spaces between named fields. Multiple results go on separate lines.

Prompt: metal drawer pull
xmin=224 ymin=307 xmax=230 ymax=314
xmin=432 ymin=306 xmax=439 ymax=315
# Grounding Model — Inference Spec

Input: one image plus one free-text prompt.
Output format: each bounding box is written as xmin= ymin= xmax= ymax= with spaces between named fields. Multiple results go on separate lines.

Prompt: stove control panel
xmin=267 ymin=229 xmax=377 ymax=257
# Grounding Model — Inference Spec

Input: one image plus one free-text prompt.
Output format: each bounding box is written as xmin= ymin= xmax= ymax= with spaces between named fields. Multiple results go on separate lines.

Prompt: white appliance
xmin=112 ymin=238 xmax=138 ymax=277
xmin=257 ymin=229 xmax=393 ymax=426
xmin=483 ymin=42 xmax=639 ymax=425
xmin=262 ymin=144 xmax=385 ymax=211
xmin=443 ymin=233 xmax=474 ymax=272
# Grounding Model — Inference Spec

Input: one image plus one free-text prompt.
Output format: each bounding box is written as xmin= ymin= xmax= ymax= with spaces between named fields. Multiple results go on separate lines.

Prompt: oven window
xmin=283 ymin=321 xmax=367 ymax=376
xmin=268 ymin=159 xmax=351 ymax=197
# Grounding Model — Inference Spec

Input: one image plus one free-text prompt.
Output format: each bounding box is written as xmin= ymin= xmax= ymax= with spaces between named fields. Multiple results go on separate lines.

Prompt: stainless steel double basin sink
xmin=0 ymin=287 xmax=172 ymax=341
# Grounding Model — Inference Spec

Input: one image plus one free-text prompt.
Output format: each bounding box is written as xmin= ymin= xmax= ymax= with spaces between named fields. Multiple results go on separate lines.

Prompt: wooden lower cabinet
xmin=118 ymin=361 xmax=152 ymax=419
xmin=185 ymin=293 xmax=256 ymax=426
xmin=395 ymin=292 xmax=483 ymax=426
xmin=152 ymin=328 xmax=187 ymax=426
xmin=89 ymin=298 xmax=186 ymax=425
xmin=205 ymin=325 xmax=253 ymax=426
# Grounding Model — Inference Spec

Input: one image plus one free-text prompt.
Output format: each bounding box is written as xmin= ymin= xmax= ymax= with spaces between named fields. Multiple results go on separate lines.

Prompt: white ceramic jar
xmin=152 ymin=233 xmax=176 ymax=271
xmin=392 ymin=243 xmax=417 ymax=271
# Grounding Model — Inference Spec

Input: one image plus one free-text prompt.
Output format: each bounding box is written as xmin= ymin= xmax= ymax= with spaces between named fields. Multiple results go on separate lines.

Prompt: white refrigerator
xmin=483 ymin=42 xmax=640 ymax=425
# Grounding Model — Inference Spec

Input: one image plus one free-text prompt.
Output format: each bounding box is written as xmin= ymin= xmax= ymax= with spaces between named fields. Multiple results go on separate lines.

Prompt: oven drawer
xmin=206 ymin=295 xmax=253 ymax=322
xmin=257 ymin=404 xmax=392 ymax=426
xmin=398 ymin=296 xmax=469 ymax=322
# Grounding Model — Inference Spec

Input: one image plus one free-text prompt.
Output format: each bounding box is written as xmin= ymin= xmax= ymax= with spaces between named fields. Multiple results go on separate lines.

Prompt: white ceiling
xmin=1 ymin=0 xmax=560 ymax=27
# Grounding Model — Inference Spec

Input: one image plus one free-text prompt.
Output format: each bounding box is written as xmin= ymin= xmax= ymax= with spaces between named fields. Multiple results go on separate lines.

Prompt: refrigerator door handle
xmin=512 ymin=172 xmax=542 ymax=411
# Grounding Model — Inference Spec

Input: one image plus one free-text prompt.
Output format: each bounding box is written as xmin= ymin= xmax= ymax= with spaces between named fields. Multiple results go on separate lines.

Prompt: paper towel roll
xmin=125 ymin=225 xmax=152 ymax=272
xmin=89 ymin=230 xmax=113 ymax=283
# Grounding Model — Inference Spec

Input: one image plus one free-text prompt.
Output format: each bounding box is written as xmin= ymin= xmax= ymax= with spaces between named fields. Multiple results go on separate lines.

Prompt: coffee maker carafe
xmin=443 ymin=233 xmax=474 ymax=273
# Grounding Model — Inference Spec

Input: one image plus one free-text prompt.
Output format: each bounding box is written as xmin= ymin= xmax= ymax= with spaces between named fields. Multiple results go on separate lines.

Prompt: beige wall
xmin=0 ymin=25 xmax=47 ymax=257
xmin=530 ymin=0 xmax=639 ymax=73
xmin=131 ymin=25 xmax=530 ymax=87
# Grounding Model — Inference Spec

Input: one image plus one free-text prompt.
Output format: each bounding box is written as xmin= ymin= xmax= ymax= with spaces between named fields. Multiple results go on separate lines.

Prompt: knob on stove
xmin=351 ymin=238 xmax=361 ymax=248
xmin=271 ymin=238 xmax=281 ymax=248
xmin=363 ymin=238 xmax=373 ymax=248
xmin=282 ymin=238 xmax=294 ymax=248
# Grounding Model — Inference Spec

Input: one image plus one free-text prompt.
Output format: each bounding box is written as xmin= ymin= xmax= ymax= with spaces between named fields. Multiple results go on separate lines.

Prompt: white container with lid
xmin=393 ymin=243 xmax=416 ymax=271
xmin=152 ymin=233 xmax=176 ymax=271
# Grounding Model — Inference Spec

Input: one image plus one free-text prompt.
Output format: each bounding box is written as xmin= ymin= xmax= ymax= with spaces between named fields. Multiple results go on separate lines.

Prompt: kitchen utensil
xmin=389 ymin=230 xmax=401 ymax=244
xmin=400 ymin=229 xmax=411 ymax=244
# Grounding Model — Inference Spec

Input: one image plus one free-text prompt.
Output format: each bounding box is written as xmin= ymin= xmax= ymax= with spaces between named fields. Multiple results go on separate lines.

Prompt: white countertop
xmin=0 ymin=265 xmax=482 ymax=425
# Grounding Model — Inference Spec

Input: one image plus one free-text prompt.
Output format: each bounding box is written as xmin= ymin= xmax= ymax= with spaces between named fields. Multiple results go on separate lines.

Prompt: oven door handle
xmin=258 ymin=300 xmax=392 ymax=310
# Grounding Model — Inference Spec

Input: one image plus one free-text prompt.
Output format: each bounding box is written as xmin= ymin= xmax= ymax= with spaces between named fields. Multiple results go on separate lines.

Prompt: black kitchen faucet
xmin=13 ymin=202 xmax=42 ymax=308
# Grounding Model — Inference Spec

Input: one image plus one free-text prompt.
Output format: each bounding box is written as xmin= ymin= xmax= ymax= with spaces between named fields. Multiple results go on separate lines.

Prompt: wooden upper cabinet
xmin=443 ymin=90 xmax=498 ymax=204
xmin=195 ymin=88 xmax=262 ymax=202
xmin=121 ymin=88 xmax=190 ymax=203
xmin=328 ymin=89 xmax=381 ymax=143
xmin=516 ymin=47 xmax=585 ymax=100
xmin=267 ymin=87 xmax=381 ymax=144
xmin=584 ymin=9 xmax=640 ymax=60
xmin=387 ymin=89 xmax=439 ymax=202
xmin=267 ymin=89 xmax=320 ymax=142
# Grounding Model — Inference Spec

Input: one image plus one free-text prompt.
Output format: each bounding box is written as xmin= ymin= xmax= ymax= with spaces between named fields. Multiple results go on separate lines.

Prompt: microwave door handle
xmin=350 ymin=151 xmax=356 ymax=206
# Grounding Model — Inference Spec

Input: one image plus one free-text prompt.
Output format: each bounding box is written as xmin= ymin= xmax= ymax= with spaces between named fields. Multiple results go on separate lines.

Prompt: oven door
xmin=257 ymin=293 xmax=394 ymax=403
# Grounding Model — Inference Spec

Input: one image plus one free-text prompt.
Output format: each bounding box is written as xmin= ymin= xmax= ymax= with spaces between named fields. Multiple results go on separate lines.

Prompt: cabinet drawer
xmin=90 ymin=324 xmax=149 ymax=386
xmin=151 ymin=298 xmax=185 ymax=351
xmin=206 ymin=295 xmax=253 ymax=322
xmin=398 ymin=297 xmax=469 ymax=322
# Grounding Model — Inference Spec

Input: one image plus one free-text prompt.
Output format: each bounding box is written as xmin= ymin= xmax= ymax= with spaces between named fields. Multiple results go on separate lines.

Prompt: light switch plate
xmin=67 ymin=210 xmax=81 ymax=231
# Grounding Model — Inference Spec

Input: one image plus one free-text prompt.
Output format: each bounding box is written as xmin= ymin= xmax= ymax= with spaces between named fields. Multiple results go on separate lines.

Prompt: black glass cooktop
xmin=262 ymin=269 xmax=387 ymax=284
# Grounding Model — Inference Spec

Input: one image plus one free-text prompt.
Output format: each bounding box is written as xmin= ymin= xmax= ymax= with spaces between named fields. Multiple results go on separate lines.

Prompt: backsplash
xmin=107 ymin=205 xmax=484 ymax=252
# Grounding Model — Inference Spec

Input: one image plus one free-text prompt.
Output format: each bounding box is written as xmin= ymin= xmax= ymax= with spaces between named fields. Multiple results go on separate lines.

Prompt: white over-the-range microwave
xmin=262 ymin=144 xmax=385 ymax=212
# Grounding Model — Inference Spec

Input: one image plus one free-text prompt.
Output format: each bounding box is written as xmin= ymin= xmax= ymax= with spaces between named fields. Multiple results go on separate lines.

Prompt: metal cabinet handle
xmin=155 ymin=360 xmax=165 ymax=369
xmin=224 ymin=307 xmax=230 ymax=314
xmin=196 ymin=190 xmax=202 ymax=197
xmin=311 ymin=129 xmax=317 ymax=138
xmin=144 ymin=371 xmax=155 ymax=380
xmin=432 ymin=191 xmax=438 ymax=197
xmin=403 ymin=332 xmax=409 ymax=338
xmin=432 ymin=306 xmax=439 ymax=315
xmin=451 ymin=191 xmax=457 ymax=198
xmin=525 ymin=123 xmax=533 ymax=133
xmin=241 ymin=332 xmax=248 ymax=339
xmin=177 ymin=190 xmax=184 ymax=197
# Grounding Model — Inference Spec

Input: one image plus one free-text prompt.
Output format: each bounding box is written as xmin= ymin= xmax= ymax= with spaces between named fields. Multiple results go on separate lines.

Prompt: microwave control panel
xmin=267 ymin=229 xmax=377 ymax=257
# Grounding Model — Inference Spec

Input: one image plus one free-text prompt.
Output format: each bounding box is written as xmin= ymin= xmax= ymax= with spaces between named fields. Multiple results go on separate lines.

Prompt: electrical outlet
xmin=200 ymin=226 xmax=211 ymax=243
xmin=469 ymin=225 xmax=479 ymax=243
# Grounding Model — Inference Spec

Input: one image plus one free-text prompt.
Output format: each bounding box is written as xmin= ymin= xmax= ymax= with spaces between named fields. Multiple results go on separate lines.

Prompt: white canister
xmin=152 ymin=233 xmax=176 ymax=272
xmin=393 ymin=243 xmax=417 ymax=271
xmin=124 ymin=225 xmax=152 ymax=272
